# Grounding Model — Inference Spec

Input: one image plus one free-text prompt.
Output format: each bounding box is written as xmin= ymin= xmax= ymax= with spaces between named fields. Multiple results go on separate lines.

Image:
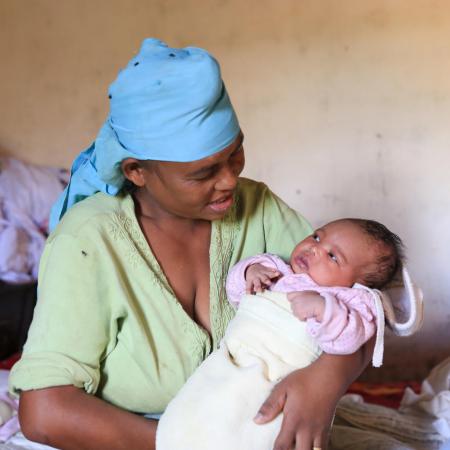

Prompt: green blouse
xmin=9 ymin=178 xmax=312 ymax=413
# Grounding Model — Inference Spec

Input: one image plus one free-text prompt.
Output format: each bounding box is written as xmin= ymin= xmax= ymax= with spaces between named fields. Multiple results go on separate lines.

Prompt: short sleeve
xmin=9 ymin=232 xmax=116 ymax=396
xmin=262 ymin=188 xmax=312 ymax=261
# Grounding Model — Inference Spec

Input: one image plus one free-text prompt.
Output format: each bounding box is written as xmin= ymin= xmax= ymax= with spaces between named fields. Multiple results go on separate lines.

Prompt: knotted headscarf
xmin=50 ymin=38 xmax=240 ymax=230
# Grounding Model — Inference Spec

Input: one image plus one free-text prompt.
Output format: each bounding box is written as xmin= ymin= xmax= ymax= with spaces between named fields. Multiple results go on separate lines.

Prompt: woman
xmin=10 ymin=38 xmax=372 ymax=450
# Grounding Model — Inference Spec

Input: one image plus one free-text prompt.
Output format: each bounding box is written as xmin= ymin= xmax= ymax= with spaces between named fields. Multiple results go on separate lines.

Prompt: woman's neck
xmin=132 ymin=190 xmax=207 ymax=233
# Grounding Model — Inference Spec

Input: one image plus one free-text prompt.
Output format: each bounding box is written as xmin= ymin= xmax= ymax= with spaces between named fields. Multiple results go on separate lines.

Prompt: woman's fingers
xmin=261 ymin=369 xmax=335 ymax=450
xmin=295 ymin=425 xmax=329 ymax=450
xmin=270 ymin=398 xmax=328 ymax=450
xmin=311 ymin=430 xmax=329 ymax=450
xmin=254 ymin=386 xmax=328 ymax=450
xmin=272 ymin=412 xmax=301 ymax=450
xmin=254 ymin=387 xmax=286 ymax=424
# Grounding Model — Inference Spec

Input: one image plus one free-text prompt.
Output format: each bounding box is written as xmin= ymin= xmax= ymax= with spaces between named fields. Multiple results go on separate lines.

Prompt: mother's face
xmin=121 ymin=133 xmax=245 ymax=221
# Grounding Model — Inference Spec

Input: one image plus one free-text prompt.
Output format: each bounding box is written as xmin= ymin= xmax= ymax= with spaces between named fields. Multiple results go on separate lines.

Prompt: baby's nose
xmin=308 ymin=245 xmax=318 ymax=256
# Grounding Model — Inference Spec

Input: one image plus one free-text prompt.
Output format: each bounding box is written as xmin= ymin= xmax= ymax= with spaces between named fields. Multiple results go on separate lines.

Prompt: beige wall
xmin=1 ymin=0 xmax=449 ymax=380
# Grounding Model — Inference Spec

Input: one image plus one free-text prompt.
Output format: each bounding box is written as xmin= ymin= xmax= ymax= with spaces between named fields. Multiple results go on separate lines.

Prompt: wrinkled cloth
xmin=50 ymin=38 xmax=240 ymax=230
xmin=0 ymin=157 xmax=68 ymax=283
xmin=0 ymin=434 xmax=55 ymax=449
xmin=226 ymin=253 xmax=379 ymax=357
xmin=400 ymin=357 xmax=450 ymax=439
xmin=332 ymin=394 xmax=447 ymax=450
xmin=330 ymin=358 xmax=450 ymax=450
xmin=0 ymin=371 xmax=18 ymax=444
xmin=0 ymin=392 xmax=18 ymax=443
xmin=157 ymin=291 xmax=322 ymax=450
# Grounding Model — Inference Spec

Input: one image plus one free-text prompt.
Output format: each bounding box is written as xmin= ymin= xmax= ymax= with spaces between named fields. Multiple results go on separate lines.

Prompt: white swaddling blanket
xmin=156 ymin=291 xmax=322 ymax=450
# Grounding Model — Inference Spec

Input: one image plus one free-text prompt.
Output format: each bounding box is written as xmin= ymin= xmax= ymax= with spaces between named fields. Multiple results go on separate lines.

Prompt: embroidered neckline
xmin=110 ymin=192 xmax=239 ymax=356
xmin=209 ymin=191 xmax=240 ymax=349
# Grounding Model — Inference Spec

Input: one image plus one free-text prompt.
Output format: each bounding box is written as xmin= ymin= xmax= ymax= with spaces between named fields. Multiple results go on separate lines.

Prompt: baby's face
xmin=290 ymin=220 xmax=378 ymax=287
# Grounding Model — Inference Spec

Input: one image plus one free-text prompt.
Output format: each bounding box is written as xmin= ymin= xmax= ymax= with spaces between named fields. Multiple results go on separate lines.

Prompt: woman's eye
xmin=191 ymin=169 xmax=216 ymax=181
xmin=196 ymin=173 xmax=213 ymax=181
xmin=313 ymin=234 xmax=320 ymax=242
xmin=328 ymin=252 xmax=337 ymax=262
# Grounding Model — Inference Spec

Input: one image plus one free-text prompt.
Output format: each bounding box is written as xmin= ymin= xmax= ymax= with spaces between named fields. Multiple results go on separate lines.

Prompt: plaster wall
xmin=1 ymin=0 xmax=449 ymax=380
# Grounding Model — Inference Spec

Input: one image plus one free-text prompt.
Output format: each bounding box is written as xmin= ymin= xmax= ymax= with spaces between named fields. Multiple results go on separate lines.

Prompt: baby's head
xmin=290 ymin=218 xmax=404 ymax=289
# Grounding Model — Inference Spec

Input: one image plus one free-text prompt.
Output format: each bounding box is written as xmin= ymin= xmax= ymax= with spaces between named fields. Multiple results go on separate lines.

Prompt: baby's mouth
xmin=294 ymin=255 xmax=309 ymax=271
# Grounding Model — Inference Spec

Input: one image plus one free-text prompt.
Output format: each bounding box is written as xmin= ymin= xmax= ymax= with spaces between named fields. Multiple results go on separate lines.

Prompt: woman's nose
xmin=215 ymin=164 xmax=238 ymax=191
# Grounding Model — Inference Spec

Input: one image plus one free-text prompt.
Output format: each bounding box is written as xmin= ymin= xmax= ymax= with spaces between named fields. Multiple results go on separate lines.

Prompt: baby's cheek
xmin=309 ymin=267 xmax=336 ymax=287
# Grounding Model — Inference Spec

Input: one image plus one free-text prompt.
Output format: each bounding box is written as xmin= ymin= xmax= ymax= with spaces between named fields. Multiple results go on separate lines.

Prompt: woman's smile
xmin=207 ymin=194 xmax=234 ymax=213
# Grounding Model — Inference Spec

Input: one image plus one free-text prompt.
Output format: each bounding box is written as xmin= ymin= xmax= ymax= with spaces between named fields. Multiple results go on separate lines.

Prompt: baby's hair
xmin=346 ymin=218 xmax=405 ymax=289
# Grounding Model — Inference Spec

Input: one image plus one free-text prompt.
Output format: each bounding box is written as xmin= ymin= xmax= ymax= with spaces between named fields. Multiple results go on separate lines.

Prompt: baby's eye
xmin=328 ymin=252 xmax=337 ymax=262
xmin=313 ymin=234 xmax=320 ymax=242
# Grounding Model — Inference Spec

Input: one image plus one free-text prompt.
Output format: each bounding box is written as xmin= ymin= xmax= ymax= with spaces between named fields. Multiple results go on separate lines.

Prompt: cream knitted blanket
xmin=156 ymin=291 xmax=322 ymax=450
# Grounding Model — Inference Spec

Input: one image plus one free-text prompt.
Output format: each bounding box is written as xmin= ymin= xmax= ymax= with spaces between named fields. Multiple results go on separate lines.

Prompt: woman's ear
xmin=121 ymin=158 xmax=147 ymax=187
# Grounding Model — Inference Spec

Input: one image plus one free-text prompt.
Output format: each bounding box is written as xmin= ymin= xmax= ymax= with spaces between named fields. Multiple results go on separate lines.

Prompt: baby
xmin=157 ymin=218 xmax=404 ymax=450
xmin=226 ymin=218 xmax=404 ymax=356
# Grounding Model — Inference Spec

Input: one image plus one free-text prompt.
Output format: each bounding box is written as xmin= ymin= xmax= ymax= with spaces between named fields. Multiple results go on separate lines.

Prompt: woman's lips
xmin=208 ymin=195 xmax=234 ymax=213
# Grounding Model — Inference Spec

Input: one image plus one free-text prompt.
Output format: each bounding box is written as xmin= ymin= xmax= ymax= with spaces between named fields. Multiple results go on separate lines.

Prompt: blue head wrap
xmin=50 ymin=38 xmax=240 ymax=230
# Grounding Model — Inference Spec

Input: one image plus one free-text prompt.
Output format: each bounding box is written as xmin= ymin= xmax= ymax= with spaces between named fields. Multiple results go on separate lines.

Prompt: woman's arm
xmin=254 ymin=337 xmax=375 ymax=450
xmin=19 ymin=386 xmax=156 ymax=450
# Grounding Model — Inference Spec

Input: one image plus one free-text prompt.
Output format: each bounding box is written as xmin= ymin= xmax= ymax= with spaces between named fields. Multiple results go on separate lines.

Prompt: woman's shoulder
xmin=237 ymin=177 xmax=269 ymax=196
xmin=49 ymin=192 xmax=133 ymax=240
xmin=236 ymin=177 xmax=292 ymax=215
xmin=235 ymin=177 xmax=270 ymax=209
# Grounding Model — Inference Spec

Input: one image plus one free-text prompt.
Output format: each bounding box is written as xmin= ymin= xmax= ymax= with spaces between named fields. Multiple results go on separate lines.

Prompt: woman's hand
xmin=254 ymin=366 xmax=335 ymax=450
xmin=254 ymin=338 xmax=375 ymax=450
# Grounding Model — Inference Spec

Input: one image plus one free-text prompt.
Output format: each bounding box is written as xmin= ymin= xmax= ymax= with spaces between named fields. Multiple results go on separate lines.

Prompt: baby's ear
xmin=121 ymin=158 xmax=147 ymax=187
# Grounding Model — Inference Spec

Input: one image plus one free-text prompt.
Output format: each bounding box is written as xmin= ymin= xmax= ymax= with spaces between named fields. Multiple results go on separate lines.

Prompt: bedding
xmin=332 ymin=357 xmax=450 ymax=449
xmin=0 ymin=157 xmax=68 ymax=283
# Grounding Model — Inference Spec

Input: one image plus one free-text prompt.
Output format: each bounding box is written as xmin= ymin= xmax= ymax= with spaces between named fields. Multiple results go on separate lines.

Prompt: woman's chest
xmin=144 ymin=225 xmax=212 ymax=331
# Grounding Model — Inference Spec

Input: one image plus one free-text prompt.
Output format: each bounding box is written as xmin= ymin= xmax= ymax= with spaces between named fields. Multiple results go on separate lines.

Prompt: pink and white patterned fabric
xmin=226 ymin=253 xmax=379 ymax=357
